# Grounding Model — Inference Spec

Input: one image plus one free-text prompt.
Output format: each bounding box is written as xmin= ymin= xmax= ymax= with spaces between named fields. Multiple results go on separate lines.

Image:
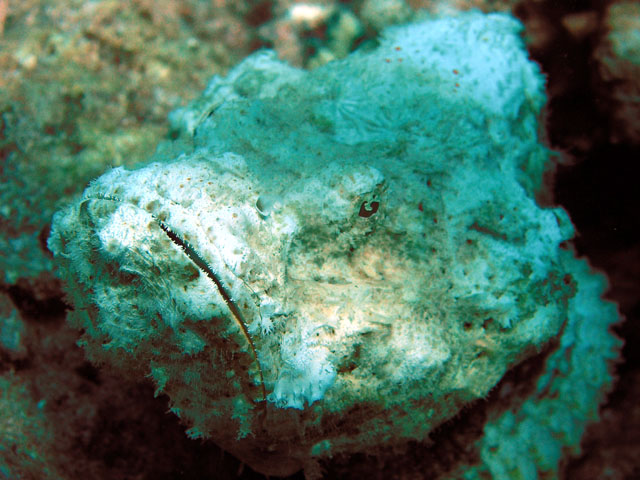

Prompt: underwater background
xmin=1 ymin=1 xmax=639 ymax=479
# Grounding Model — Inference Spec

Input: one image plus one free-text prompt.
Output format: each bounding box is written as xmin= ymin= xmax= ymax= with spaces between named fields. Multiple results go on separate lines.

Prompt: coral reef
xmin=1 ymin=1 xmax=638 ymax=479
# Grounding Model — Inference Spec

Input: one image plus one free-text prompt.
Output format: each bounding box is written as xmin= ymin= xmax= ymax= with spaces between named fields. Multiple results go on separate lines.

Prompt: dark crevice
xmin=2 ymin=281 xmax=69 ymax=323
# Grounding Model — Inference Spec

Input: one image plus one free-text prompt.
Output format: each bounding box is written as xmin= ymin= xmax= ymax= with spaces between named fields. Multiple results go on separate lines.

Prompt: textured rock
xmin=595 ymin=0 xmax=640 ymax=144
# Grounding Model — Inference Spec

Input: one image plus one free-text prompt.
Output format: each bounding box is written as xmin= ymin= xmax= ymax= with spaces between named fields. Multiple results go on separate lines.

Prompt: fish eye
xmin=358 ymin=201 xmax=379 ymax=218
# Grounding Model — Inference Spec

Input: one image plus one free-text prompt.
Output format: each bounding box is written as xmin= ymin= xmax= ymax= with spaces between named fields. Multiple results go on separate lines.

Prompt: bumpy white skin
xmin=49 ymin=12 xmax=620 ymax=478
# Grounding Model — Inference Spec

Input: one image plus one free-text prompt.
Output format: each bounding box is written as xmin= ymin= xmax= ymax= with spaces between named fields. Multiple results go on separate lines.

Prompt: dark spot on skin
xmin=145 ymin=200 xmax=159 ymax=212
xmin=359 ymin=201 xmax=379 ymax=218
